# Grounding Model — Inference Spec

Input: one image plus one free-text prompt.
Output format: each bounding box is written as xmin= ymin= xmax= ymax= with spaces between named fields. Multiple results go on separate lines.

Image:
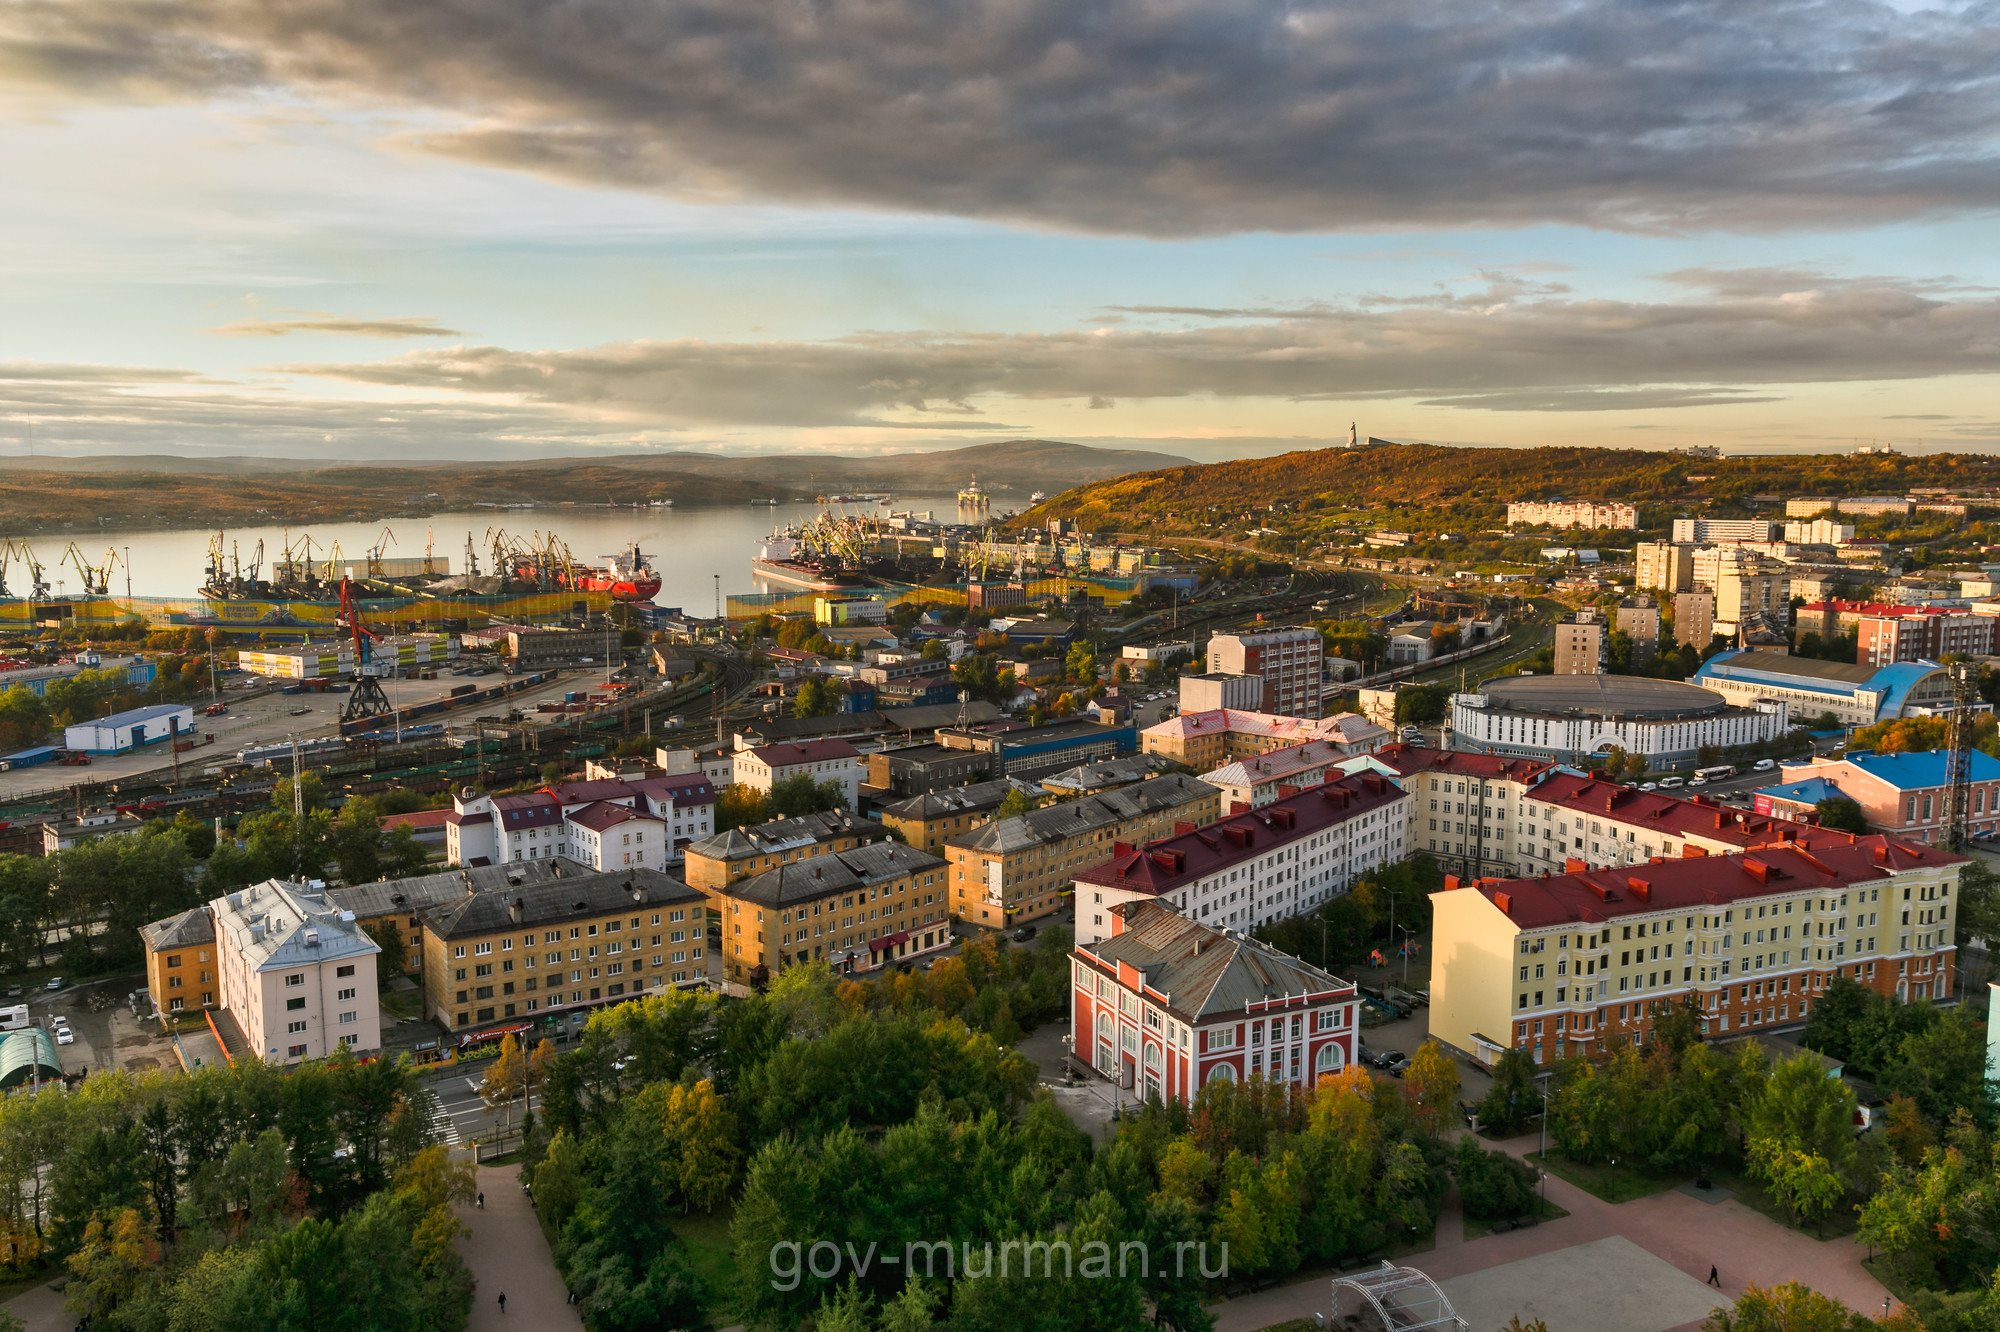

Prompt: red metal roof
xmin=1462 ymin=836 xmax=1962 ymax=930
xmin=1073 ymin=771 xmax=1405 ymax=898
xmin=1372 ymin=744 xmax=1553 ymax=782
xmin=566 ymin=801 xmax=661 ymax=833
xmin=747 ymin=738 xmax=861 ymax=765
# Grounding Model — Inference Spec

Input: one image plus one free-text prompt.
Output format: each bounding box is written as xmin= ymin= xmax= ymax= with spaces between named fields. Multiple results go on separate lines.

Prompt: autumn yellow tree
xmin=661 ymin=1079 xmax=738 ymax=1212
xmin=1401 ymin=1039 xmax=1461 ymax=1138
xmin=480 ymin=1033 xmax=528 ymax=1129
xmin=65 ymin=1208 xmax=160 ymax=1322
xmin=1154 ymin=1138 xmax=1216 ymax=1209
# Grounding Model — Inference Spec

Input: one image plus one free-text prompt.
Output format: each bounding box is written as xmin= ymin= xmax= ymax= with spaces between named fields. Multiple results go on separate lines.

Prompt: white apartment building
xmin=1784 ymin=519 xmax=1856 ymax=545
xmin=1507 ymin=501 xmax=1638 ymax=530
xmin=1207 ymin=628 xmax=1324 ymax=719
xmin=1375 ymin=748 xmax=1552 ymax=879
xmin=564 ymin=802 xmax=669 ymax=871
xmin=1071 ymin=772 xmax=1407 ymax=945
xmin=211 ymin=880 xmax=381 ymax=1064
xmin=1670 ymin=518 xmax=1779 ymax=543
xmin=446 ymin=771 xmax=716 ymax=868
xmin=734 ymin=739 xmax=862 ymax=812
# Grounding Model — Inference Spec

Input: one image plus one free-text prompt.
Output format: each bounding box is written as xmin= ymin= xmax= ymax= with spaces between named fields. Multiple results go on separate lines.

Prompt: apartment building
xmin=1674 ymin=591 xmax=1716 ymax=649
xmin=1708 ymin=549 xmax=1790 ymax=636
xmin=1784 ymin=518 xmax=1856 ymax=545
xmin=1553 ymin=611 xmax=1607 ymax=675
xmin=212 ymin=880 xmax=381 ymax=1064
xmin=715 ymin=841 xmax=952 ymax=983
xmin=1142 ymin=708 xmax=1388 ymax=770
xmin=140 ymin=908 xmax=216 ymax=1015
xmin=875 ymin=778 xmax=1042 ymax=852
xmin=1615 ymin=598 xmax=1660 ymax=667
xmin=734 ymin=739 xmax=862 ymax=812
xmin=1761 ymin=750 xmax=2000 ymax=845
xmin=1513 ymin=773 xmax=1870 ymax=875
xmin=420 ymin=868 xmax=713 ymax=1040
xmin=1373 ymin=748 xmax=1553 ymax=880
xmin=1430 ymin=837 xmax=1963 ymax=1068
xmin=1636 ymin=542 xmax=1698 ymax=594
xmin=1854 ymin=609 xmax=1994 ymax=667
xmin=326 ymin=858 xmax=589 ymax=978
xmin=681 ymin=808 xmax=886 ymax=895
xmin=1073 ymin=900 xmax=1359 ymax=1102
xmin=445 ymin=772 xmax=716 ymax=868
xmin=945 ymin=774 xmax=1221 ymax=930
xmin=1071 ymin=772 xmax=1407 ymax=945
xmin=1178 ymin=672 xmax=1265 ymax=713
xmin=1669 ymin=518 xmax=1779 ymax=543
xmin=1207 ymin=628 xmax=1324 ymax=719
xmin=1507 ymin=501 xmax=1638 ymax=530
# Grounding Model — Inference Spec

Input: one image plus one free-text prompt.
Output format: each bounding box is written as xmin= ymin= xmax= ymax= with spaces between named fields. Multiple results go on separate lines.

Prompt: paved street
xmin=455 ymin=1161 xmax=581 ymax=1332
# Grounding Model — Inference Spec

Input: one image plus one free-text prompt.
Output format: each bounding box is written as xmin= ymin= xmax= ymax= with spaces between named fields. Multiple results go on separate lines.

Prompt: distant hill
xmin=1023 ymin=443 xmax=2000 ymax=528
xmin=0 ymin=439 xmax=1187 ymax=534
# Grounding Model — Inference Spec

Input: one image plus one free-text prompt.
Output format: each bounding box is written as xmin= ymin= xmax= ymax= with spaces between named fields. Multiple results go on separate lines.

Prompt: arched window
xmin=1144 ymin=1043 xmax=1160 ymax=1070
xmin=1097 ymin=1012 xmax=1110 ymax=1038
xmin=1205 ymin=1062 xmax=1235 ymax=1085
xmin=1316 ymin=1043 xmax=1344 ymax=1074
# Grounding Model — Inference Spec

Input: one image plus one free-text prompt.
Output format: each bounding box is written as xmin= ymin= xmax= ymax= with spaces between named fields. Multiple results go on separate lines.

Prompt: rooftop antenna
xmin=1946 ymin=660 xmax=1978 ymax=851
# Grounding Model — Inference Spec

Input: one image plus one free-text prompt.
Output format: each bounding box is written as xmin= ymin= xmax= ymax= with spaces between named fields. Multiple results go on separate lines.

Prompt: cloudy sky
xmin=3 ymin=0 xmax=1999 ymax=463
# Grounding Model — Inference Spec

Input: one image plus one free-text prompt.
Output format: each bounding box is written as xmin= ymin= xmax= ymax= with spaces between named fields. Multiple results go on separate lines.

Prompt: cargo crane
xmin=21 ymin=544 xmax=50 ymax=600
xmin=366 ymin=526 xmax=396 ymax=579
xmin=337 ymin=576 xmax=395 ymax=722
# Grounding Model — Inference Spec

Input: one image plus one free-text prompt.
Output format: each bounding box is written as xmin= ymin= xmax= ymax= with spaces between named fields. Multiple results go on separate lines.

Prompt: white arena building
xmin=1450 ymin=675 xmax=1788 ymax=767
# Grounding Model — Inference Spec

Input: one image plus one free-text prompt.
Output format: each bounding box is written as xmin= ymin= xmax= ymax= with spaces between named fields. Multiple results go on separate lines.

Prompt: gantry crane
xmin=338 ymin=576 xmax=395 ymax=722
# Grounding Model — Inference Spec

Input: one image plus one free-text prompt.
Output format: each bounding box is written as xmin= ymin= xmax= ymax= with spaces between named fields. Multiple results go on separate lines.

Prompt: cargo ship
xmin=574 ymin=543 xmax=662 ymax=602
xmin=750 ymin=532 xmax=867 ymax=592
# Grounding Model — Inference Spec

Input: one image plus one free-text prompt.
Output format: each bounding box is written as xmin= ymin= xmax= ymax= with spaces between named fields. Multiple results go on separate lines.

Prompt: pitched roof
xmin=1371 ymin=744 xmax=1553 ymax=782
xmin=947 ymin=774 xmax=1217 ymax=855
xmin=1526 ymin=772 xmax=1825 ymax=850
xmin=633 ymin=773 xmax=716 ymax=807
xmin=1459 ymin=837 xmax=1964 ymax=931
xmin=424 ymin=867 xmax=703 ymax=939
xmin=140 ymin=906 xmax=213 ymax=952
xmin=1075 ymin=772 xmax=1406 ymax=897
xmin=1755 ymin=777 xmax=1846 ymax=806
xmin=876 ymin=777 xmax=1040 ymax=821
xmin=1078 ymin=901 xmax=1352 ymax=1022
xmin=1202 ymin=738 xmax=1348 ymax=788
xmin=746 ymin=738 xmax=861 ymax=766
xmin=567 ymin=801 xmax=661 ymax=833
xmin=327 ymin=856 xmax=588 ymax=920
xmin=683 ymin=807 xmax=882 ymax=862
xmin=1804 ymin=748 xmax=2000 ymax=791
xmin=546 ymin=778 xmax=641 ymax=807
xmin=210 ymin=880 xmax=380 ymax=973
xmin=1143 ymin=708 xmax=1364 ymax=745
xmin=726 ymin=842 xmax=947 ymax=909
xmin=491 ymin=792 xmax=562 ymax=830
xmin=379 ymin=809 xmax=450 ymax=832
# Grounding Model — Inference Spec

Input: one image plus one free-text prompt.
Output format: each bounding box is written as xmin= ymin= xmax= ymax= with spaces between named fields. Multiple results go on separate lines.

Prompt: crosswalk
xmin=420 ymin=1090 xmax=461 ymax=1146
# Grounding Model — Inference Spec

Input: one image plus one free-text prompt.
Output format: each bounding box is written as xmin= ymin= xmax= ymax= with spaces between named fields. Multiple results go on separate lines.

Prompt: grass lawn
xmin=1526 ymin=1151 xmax=1679 ymax=1204
xmin=1463 ymin=1196 xmax=1570 ymax=1241
xmin=1711 ymin=1165 xmax=1862 ymax=1240
xmin=672 ymin=1206 xmax=739 ymax=1316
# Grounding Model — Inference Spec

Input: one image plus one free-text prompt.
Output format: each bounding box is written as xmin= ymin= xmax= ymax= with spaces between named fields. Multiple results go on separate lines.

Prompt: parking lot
xmin=12 ymin=974 xmax=179 ymax=1078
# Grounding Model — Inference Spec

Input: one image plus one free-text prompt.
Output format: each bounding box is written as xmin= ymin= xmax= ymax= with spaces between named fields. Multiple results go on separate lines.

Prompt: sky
xmin=3 ymin=0 xmax=2000 ymax=465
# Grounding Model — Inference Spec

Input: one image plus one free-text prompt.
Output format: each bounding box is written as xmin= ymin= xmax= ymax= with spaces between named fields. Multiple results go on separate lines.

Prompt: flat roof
xmin=1477 ymin=675 xmax=1730 ymax=720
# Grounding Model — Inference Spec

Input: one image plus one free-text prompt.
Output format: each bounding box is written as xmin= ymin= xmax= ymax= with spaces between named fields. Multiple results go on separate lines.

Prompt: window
xmin=288 ymin=1020 xmax=306 ymax=1034
xmin=285 ymin=973 xmax=304 ymax=987
xmin=335 ymin=964 xmax=355 ymax=978
xmin=336 ymin=987 xmax=356 ymax=1001
xmin=288 ymin=1044 xmax=308 ymax=1058
xmin=286 ymin=997 xmax=305 ymax=1011
xmin=338 ymin=1012 xmax=357 ymax=1025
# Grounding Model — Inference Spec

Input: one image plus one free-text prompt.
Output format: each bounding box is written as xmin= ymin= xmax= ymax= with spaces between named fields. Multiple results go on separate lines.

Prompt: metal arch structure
xmin=1332 ymin=1262 xmax=1469 ymax=1332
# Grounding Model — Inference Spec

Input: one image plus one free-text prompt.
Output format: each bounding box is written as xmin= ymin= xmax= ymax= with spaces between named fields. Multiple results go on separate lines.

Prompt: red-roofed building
xmin=1073 ymin=899 xmax=1359 ymax=1103
xmin=1795 ymin=599 xmax=1995 ymax=665
xmin=378 ymin=808 xmax=450 ymax=851
xmin=736 ymin=739 xmax=861 ymax=812
xmin=1071 ymin=771 xmax=1407 ymax=944
xmin=1370 ymin=745 xmax=1554 ymax=879
xmin=1515 ymin=771 xmax=1873 ymax=873
xmin=1430 ymin=837 xmax=1965 ymax=1069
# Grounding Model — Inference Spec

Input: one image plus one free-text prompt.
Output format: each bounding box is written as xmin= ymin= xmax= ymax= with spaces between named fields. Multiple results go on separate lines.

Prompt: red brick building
xmin=1072 ymin=900 xmax=1358 ymax=1104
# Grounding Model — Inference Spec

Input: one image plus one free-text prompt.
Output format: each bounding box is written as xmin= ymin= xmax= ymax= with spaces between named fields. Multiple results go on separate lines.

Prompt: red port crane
xmin=337 ymin=576 xmax=395 ymax=722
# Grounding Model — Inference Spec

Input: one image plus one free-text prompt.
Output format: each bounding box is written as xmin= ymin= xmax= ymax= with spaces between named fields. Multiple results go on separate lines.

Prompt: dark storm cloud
xmin=3 ymin=0 xmax=1999 ymax=235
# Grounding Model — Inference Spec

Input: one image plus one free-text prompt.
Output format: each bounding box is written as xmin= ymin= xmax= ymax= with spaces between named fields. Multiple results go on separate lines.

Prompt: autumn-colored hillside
xmin=1022 ymin=444 xmax=2000 ymax=529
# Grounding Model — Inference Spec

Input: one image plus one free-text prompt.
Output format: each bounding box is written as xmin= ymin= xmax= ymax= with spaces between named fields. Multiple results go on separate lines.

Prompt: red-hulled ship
xmin=516 ymin=542 xmax=661 ymax=601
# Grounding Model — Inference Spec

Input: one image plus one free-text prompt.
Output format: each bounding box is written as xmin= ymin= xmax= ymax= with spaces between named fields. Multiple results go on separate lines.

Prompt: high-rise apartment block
xmin=1615 ymin=598 xmax=1660 ymax=666
xmin=1674 ymin=591 xmax=1716 ymax=649
xmin=1207 ymin=628 xmax=1323 ymax=718
xmin=1553 ymin=611 xmax=1607 ymax=675
xmin=1635 ymin=542 xmax=1698 ymax=594
xmin=1783 ymin=518 xmax=1856 ymax=545
xmin=1710 ymin=550 xmax=1789 ymax=635
xmin=1669 ymin=518 xmax=1780 ymax=543
xmin=1507 ymin=501 xmax=1638 ymax=531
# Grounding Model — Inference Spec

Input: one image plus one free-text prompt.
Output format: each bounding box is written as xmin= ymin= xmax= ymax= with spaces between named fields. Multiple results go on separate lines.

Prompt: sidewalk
xmin=455 ymin=1161 xmax=582 ymax=1332
xmin=1214 ymin=1128 xmax=1887 ymax=1331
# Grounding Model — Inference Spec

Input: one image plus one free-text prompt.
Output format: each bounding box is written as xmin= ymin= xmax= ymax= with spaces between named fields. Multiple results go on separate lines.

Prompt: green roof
xmin=0 ymin=1028 xmax=62 ymax=1088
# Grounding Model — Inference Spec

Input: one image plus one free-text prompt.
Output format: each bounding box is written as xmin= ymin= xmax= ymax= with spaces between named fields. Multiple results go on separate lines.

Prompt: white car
xmin=1754 ymin=759 xmax=1776 ymax=771
xmin=47 ymin=1015 xmax=68 ymax=1030
xmin=1689 ymin=776 xmax=1708 ymax=787
xmin=1640 ymin=782 xmax=1658 ymax=792
xmin=53 ymin=1028 xmax=73 ymax=1046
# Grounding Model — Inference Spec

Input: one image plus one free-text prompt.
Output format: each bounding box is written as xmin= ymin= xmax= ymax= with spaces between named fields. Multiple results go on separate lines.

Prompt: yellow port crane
xmin=59 ymin=541 xmax=117 ymax=596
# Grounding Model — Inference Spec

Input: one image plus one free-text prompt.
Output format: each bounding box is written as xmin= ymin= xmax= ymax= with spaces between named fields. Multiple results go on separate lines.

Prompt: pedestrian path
xmin=454 ymin=1162 xmax=581 ymax=1332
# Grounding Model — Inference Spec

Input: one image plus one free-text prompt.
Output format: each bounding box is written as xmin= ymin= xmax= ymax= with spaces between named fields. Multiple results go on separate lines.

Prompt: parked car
xmin=53 ymin=1028 xmax=73 ymax=1046
xmin=47 ymin=1015 xmax=68 ymax=1031
xmin=1754 ymin=758 xmax=1776 ymax=771
xmin=1380 ymin=1051 xmax=1410 ymax=1074
xmin=1640 ymin=782 xmax=1658 ymax=792
xmin=1012 ymin=925 xmax=1038 ymax=943
xmin=45 ymin=976 xmax=64 ymax=991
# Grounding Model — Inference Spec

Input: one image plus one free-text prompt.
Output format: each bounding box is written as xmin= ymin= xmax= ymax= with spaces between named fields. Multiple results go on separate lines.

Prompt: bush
xmin=1453 ymin=1137 xmax=1537 ymax=1220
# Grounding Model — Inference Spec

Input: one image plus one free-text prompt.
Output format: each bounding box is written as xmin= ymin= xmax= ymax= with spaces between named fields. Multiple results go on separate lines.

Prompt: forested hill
xmin=1021 ymin=444 xmax=2000 ymax=528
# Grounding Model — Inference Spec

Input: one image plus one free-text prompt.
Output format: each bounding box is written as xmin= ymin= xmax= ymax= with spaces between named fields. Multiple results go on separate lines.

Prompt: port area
xmin=0 ymin=667 xmax=608 ymax=802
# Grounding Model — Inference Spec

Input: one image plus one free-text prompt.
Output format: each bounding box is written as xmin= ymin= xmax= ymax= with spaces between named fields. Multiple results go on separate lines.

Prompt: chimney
xmin=1493 ymin=890 xmax=1512 ymax=913
xmin=1625 ymin=877 xmax=1650 ymax=902
xmin=508 ymin=897 xmax=524 ymax=924
xmin=1444 ymin=874 xmax=1461 ymax=891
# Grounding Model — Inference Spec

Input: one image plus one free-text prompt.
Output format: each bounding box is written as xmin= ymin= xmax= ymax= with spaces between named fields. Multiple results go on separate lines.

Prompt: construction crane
xmin=338 ymin=576 xmax=395 ymax=722
xmin=1945 ymin=660 xmax=1980 ymax=850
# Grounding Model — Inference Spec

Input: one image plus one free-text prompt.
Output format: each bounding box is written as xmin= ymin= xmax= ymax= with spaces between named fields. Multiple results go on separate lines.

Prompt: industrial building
xmin=63 ymin=703 xmax=196 ymax=755
xmin=1692 ymin=652 xmax=1958 ymax=728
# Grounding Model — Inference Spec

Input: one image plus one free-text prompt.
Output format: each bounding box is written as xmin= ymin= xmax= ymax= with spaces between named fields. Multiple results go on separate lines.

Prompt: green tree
xmin=1477 ymin=1049 xmax=1538 ymax=1136
xmin=1745 ymin=1052 xmax=1856 ymax=1178
xmin=1703 ymin=1282 xmax=1872 ymax=1332
xmin=995 ymin=788 xmax=1038 ymax=821
xmin=765 ymin=773 xmax=847 ymax=819
xmin=715 ymin=783 xmax=769 ymax=830
xmin=1813 ymin=797 xmax=1868 ymax=834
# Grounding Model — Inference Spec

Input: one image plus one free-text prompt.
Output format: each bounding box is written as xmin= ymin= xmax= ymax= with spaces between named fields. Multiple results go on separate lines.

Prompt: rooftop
xmin=1077 ymin=900 xmax=1352 ymax=1022
xmin=1203 ymin=738 xmax=1349 ymax=788
xmin=726 ymin=842 xmax=947 ymax=909
xmin=746 ymin=738 xmax=862 ymax=766
xmin=424 ymin=867 xmax=704 ymax=940
xmin=1144 ymin=708 xmax=1363 ymax=744
xmin=1371 ymin=745 xmax=1552 ymax=782
xmin=82 ymin=702 xmax=192 ymax=728
xmin=567 ymin=801 xmax=661 ymax=833
xmin=1074 ymin=772 xmax=1406 ymax=897
xmin=139 ymin=906 xmax=214 ymax=953
xmin=684 ymin=807 xmax=882 ymax=862
xmin=1793 ymin=748 xmax=2000 ymax=791
xmin=876 ymin=777 xmax=1041 ymax=821
xmin=211 ymin=880 xmax=380 ymax=973
xmin=328 ymin=857 xmax=589 ymax=919
xmin=1475 ymin=674 xmax=1731 ymax=720
xmin=1525 ymin=772 xmax=1870 ymax=851
xmin=1457 ymin=837 xmax=1963 ymax=931
xmin=948 ymin=774 xmax=1217 ymax=855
